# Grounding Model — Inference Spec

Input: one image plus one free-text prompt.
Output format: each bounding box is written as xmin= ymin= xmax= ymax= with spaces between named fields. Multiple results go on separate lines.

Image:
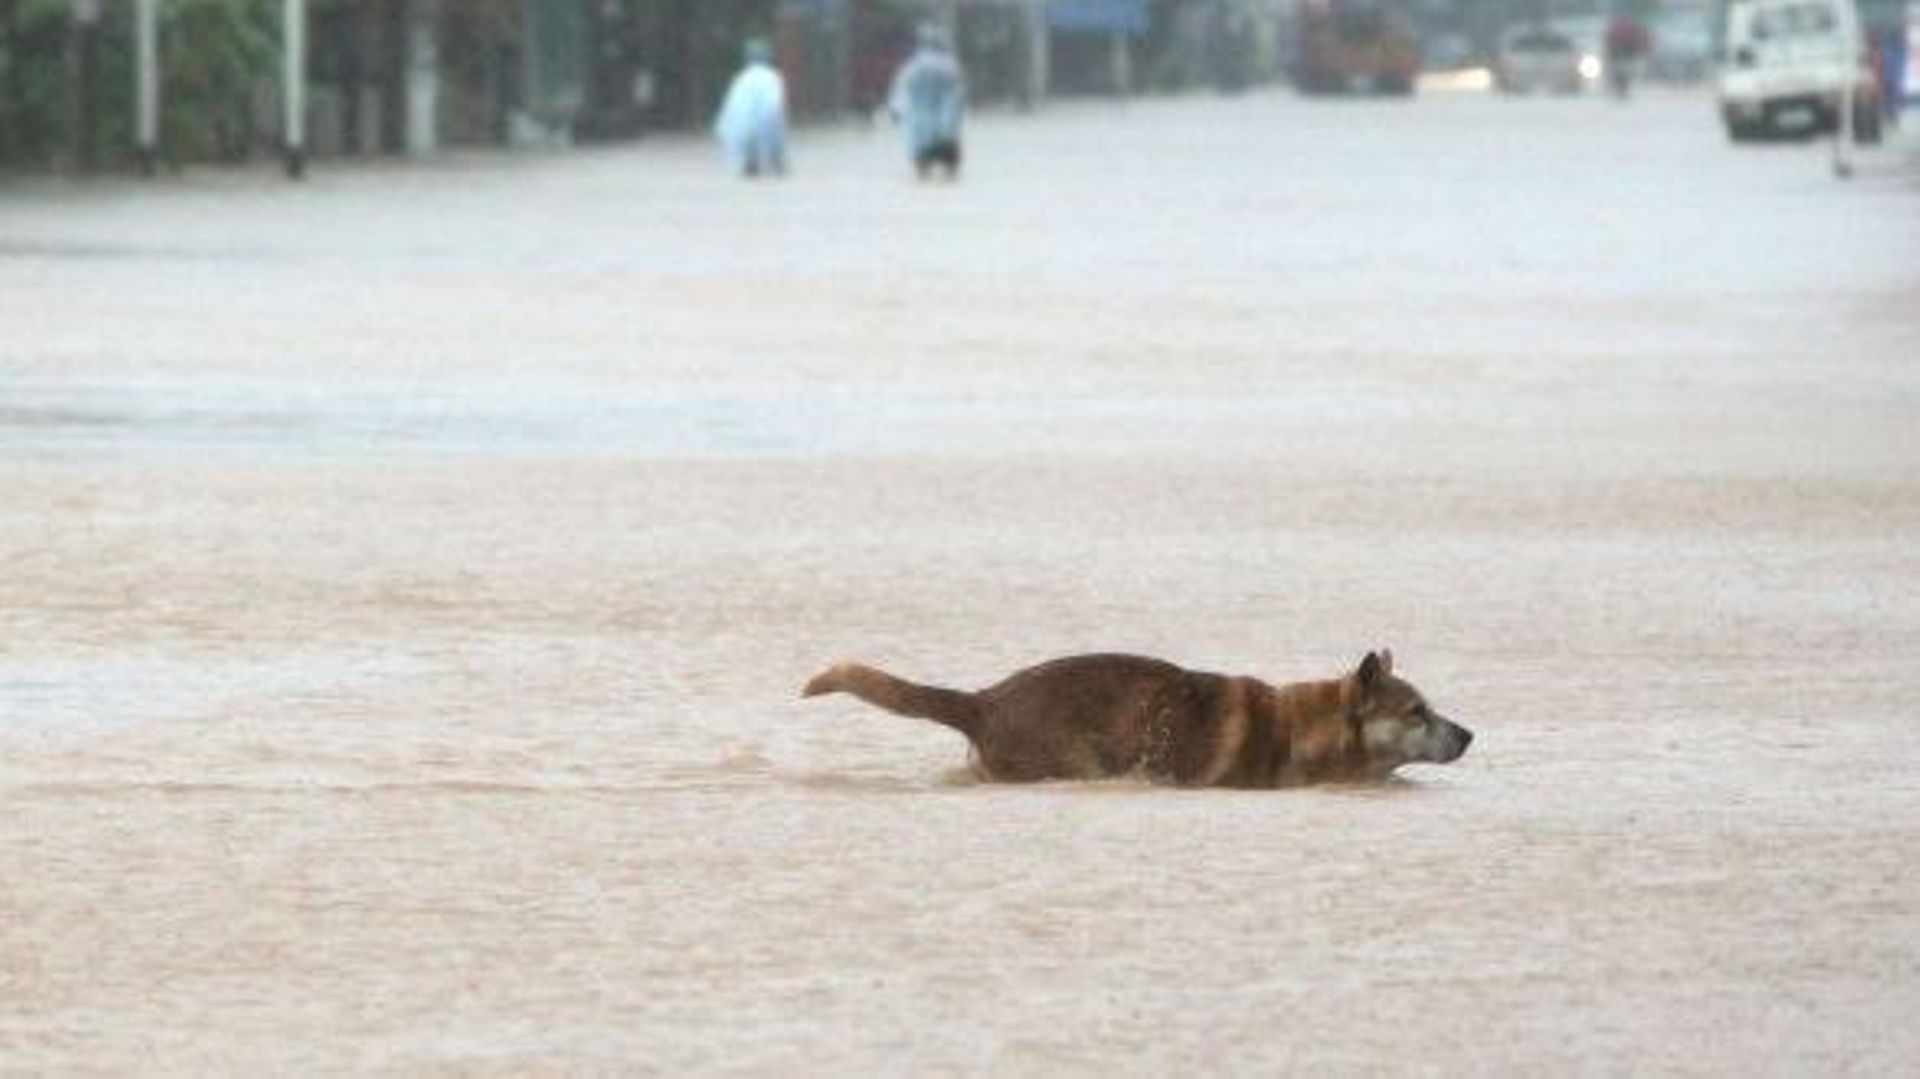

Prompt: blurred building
xmin=0 ymin=0 xmax=866 ymax=170
xmin=1047 ymin=0 xmax=1149 ymax=92
xmin=311 ymin=0 xmax=1057 ymax=146
xmin=303 ymin=0 xmax=857 ymax=154
xmin=3 ymin=0 xmax=1607 ymax=174
xmin=1142 ymin=0 xmax=1293 ymax=92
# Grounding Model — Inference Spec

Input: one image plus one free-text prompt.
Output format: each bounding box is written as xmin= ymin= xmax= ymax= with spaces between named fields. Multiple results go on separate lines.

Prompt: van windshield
xmin=1751 ymin=3 xmax=1837 ymax=40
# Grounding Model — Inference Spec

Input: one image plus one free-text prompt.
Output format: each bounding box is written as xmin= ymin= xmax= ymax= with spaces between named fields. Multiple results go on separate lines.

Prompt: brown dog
xmin=801 ymin=650 xmax=1470 ymax=786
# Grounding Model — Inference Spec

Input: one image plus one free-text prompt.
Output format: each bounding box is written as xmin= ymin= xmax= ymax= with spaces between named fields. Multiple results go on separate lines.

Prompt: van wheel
xmin=1723 ymin=117 xmax=1765 ymax=143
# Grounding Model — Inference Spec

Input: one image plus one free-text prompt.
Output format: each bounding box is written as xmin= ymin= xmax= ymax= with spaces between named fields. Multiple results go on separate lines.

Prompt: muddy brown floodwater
xmin=2 ymin=89 xmax=1918 ymax=1071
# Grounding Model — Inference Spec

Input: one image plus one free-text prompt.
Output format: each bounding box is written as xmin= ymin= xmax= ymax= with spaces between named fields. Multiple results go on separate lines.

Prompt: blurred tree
xmin=1 ymin=0 xmax=95 ymax=168
xmin=164 ymin=0 xmax=275 ymax=161
xmin=0 ymin=0 xmax=274 ymax=171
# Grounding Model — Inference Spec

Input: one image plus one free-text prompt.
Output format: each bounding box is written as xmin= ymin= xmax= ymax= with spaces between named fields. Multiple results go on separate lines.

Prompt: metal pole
xmin=284 ymin=0 xmax=307 ymax=178
xmin=73 ymin=0 xmax=101 ymax=172
xmin=1831 ymin=0 xmax=1860 ymax=180
xmin=1021 ymin=0 xmax=1050 ymax=109
xmin=404 ymin=0 xmax=440 ymax=157
xmin=1832 ymin=70 xmax=1855 ymax=178
xmin=134 ymin=0 xmax=158 ymax=175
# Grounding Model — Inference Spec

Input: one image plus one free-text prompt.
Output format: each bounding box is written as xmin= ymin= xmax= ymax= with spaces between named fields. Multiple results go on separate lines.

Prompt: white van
xmin=1717 ymin=0 xmax=1882 ymax=142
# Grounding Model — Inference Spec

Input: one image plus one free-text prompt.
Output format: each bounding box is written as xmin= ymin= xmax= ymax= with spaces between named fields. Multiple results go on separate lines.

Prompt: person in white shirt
xmin=887 ymin=23 xmax=967 ymax=180
xmin=713 ymin=39 xmax=788 ymax=178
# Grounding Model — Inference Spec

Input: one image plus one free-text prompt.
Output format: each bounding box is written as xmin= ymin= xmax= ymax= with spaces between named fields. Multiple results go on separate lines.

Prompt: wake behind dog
xmin=802 ymin=650 xmax=1471 ymax=787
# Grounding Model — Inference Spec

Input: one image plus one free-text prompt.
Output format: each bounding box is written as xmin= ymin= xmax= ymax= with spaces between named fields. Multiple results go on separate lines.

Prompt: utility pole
xmin=284 ymin=0 xmax=307 ymax=177
xmin=1019 ymin=0 xmax=1050 ymax=108
xmin=1830 ymin=0 xmax=1861 ymax=179
xmin=71 ymin=0 xmax=101 ymax=172
xmin=134 ymin=0 xmax=158 ymax=175
xmin=404 ymin=0 xmax=439 ymax=156
xmin=1832 ymin=78 xmax=1856 ymax=178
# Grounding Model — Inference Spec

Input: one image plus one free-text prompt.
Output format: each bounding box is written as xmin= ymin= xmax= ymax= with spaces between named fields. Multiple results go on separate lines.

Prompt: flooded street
xmin=4 ymin=88 xmax=1919 ymax=1070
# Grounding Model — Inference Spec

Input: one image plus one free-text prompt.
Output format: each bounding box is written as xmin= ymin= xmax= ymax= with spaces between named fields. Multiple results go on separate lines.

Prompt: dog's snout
xmin=1434 ymin=718 xmax=1472 ymax=763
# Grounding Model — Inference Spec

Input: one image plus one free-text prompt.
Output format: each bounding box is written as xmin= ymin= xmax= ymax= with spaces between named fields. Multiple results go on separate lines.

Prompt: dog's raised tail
xmin=802 ymin=662 xmax=982 ymax=739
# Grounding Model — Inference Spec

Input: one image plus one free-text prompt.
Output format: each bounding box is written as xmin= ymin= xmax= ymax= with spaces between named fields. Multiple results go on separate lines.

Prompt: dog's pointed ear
xmin=1356 ymin=651 xmax=1384 ymax=693
xmin=1378 ymin=648 xmax=1393 ymax=676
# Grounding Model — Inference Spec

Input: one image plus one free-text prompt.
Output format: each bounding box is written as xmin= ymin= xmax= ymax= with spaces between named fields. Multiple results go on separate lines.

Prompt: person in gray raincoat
xmin=886 ymin=23 xmax=967 ymax=180
xmin=713 ymin=39 xmax=788 ymax=178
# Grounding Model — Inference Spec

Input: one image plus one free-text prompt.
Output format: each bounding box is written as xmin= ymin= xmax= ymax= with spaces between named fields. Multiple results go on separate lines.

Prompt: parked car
xmin=1552 ymin=15 xmax=1611 ymax=88
xmin=1718 ymin=0 xmax=1882 ymax=142
xmin=1496 ymin=25 xmax=1585 ymax=94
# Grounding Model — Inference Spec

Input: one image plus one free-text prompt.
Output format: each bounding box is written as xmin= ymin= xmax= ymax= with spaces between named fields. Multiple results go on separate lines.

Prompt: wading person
xmin=887 ymin=23 xmax=967 ymax=181
xmin=714 ymin=39 xmax=789 ymax=178
xmin=1603 ymin=14 xmax=1650 ymax=101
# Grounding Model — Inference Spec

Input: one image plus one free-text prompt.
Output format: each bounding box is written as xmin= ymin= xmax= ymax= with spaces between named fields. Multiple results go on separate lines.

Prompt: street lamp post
xmin=284 ymin=0 xmax=308 ymax=178
xmin=71 ymin=0 xmax=101 ymax=172
xmin=134 ymin=0 xmax=158 ymax=175
xmin=1020 ymin=0 xmax=1050 ymax=107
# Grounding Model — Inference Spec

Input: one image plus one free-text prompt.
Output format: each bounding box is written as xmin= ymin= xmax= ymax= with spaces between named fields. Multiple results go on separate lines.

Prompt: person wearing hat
xmin=887 ymin=23 xmax=967 ymax=180
xmin=714 ymin=38 xmax=789 ymax=178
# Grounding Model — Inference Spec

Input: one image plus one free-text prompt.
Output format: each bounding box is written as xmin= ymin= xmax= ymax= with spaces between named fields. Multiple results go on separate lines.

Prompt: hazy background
xmin=4 ymin=1 xmax=1920 ymax=1071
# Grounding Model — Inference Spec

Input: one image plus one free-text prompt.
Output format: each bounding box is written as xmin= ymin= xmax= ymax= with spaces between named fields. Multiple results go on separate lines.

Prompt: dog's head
xmin=1342 ymin=650 xmax=1473 ymax=773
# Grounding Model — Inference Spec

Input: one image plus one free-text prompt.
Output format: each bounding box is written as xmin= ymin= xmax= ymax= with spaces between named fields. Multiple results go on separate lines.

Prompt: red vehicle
xmin=1291 ymin=0 xmax=1421 ymax=95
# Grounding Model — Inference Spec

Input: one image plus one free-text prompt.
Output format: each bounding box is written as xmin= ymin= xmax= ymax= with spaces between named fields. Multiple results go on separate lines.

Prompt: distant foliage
xmin=0 ymin=0 xmax=73 ymax=167
xmin=0 ymin=0 xmax=276 ymax=171
xmin=166 ymin=0 xmax=276 ymax=161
